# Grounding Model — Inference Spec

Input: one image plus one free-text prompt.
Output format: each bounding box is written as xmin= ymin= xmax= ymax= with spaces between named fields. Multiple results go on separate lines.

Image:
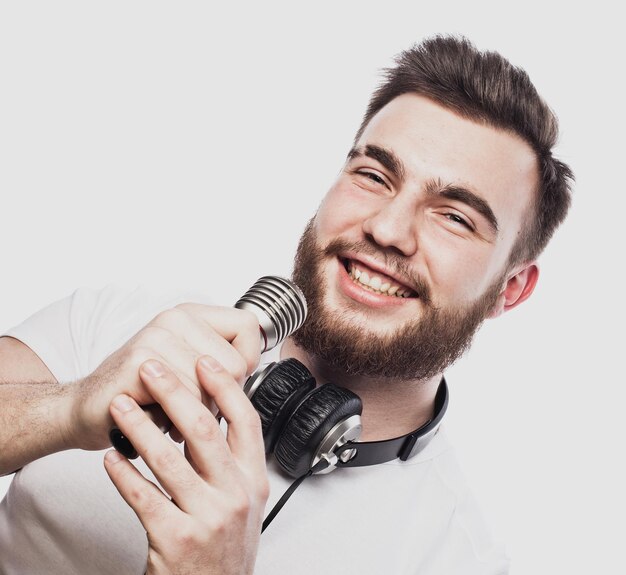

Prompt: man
xmin=0 ymin=35 xmax=572 ymax=574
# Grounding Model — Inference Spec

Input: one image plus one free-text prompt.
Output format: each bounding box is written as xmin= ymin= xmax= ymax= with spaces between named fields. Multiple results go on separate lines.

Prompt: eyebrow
xmin=426 ymin=179 xmax=499 ymax=234
xmin=347 ymin=144 xmax=406 ymax=183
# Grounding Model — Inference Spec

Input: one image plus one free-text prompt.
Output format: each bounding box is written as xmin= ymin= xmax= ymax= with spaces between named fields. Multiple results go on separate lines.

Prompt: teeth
xmin=347 ymin=260 xmax=413 ymax=298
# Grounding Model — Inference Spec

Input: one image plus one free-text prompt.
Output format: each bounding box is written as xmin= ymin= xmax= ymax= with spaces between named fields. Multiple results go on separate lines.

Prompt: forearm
xmin=0 ymin=303 xmax=262 ymax=477
xmin=0 ymin=381 xmax=78 ymax=475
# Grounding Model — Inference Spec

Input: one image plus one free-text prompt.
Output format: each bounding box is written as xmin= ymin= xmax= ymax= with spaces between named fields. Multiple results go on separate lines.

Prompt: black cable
xmin=261 ymin=458 xmax=330 ymax=533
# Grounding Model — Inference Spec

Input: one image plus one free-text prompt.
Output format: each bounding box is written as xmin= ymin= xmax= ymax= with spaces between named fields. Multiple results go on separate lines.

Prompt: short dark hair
xmin=354 ymin=35 xmax=574 ymax=267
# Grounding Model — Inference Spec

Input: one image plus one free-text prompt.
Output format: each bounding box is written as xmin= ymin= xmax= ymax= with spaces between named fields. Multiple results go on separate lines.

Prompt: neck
xmin=280 ymin=338 xmax=442 ymax=442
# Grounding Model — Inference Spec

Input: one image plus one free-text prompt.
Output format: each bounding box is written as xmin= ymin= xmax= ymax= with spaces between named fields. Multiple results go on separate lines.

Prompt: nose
xmin=361 ymin=194 xmax=418 ymax=256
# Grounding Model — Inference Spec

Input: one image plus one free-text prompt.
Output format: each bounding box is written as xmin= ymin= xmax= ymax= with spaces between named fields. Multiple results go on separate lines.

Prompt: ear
xmin=488 ymin=263 xmax=539 ymax=318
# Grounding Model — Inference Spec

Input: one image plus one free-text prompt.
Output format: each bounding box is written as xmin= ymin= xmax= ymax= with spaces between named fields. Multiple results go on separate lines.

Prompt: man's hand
xmin=104 ymin=356 xmax=269 ymax=575
xmin=68 ymin=304 xmax=261 ymax=451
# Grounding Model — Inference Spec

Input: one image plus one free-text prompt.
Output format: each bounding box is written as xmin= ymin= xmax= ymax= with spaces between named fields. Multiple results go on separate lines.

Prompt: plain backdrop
xmin=1 ymin=2 xmax=624 ymax=573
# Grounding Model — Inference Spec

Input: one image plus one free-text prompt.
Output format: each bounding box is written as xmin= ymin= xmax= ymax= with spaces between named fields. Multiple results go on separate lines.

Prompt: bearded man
xmin=0 ymin=35 xmax=572 ymax=575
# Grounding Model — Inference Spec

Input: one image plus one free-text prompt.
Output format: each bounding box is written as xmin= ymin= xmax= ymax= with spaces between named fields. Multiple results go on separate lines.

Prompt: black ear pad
xmin=274 ymin=384 xmax=362 ymax=478
xmin=249 ymin=358 xmax=316 ymax=454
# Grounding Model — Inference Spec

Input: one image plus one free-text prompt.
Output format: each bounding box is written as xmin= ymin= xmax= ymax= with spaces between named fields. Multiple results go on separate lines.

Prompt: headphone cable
xmin=261 ymin=458 xmax=330 ymax=533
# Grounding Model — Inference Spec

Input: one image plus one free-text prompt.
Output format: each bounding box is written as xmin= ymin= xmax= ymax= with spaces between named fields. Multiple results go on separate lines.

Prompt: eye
xmin=445 ymin=213 xmax=474 ymax=231
xmin=354 ymin=170 xmax=388 ymax=187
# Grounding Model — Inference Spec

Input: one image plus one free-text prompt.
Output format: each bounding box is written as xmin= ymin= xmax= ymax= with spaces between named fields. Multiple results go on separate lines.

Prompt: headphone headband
xmin=333 ymin=378 xmax=448 ymax=468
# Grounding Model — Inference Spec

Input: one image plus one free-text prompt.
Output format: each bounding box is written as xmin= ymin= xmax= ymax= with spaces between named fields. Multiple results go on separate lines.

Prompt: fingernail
xmin=142 ymin=360 xmax=165 ymax=377
xmin=199 ymin=356 xmax=223 ymax=372
xmin=105 ymin=450 xmax=124 ymax=464
xmin=112 ymin=394 xmax=135 ymax=413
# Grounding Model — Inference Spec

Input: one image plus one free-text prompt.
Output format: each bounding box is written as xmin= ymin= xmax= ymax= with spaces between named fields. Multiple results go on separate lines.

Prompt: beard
xmin=291 ymin=217 xmax=505 ymax=381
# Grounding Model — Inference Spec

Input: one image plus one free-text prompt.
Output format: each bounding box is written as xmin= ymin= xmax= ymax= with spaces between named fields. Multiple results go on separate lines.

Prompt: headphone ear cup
xmin=248 ymin=358 xmax=316 ymax=454
xmin=274 ymin=384 xmax=362 ymax=478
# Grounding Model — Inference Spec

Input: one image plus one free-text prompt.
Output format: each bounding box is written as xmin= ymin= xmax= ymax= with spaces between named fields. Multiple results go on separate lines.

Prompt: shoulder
xmin=384 ymin=429 xmax=509 ymax=572
xmin=70 ymin=283 xmax=215 ymax=372
xmin=3 ymin=284 xmax=215 ymax=381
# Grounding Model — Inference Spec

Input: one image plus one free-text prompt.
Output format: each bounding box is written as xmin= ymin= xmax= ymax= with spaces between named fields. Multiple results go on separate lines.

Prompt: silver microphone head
xmin=234 ymin=276 xmax=307 ymax=352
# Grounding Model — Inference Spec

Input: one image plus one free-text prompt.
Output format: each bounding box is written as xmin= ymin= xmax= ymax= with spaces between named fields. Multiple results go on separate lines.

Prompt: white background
xmin=1 ymin=2 xmax=624 ymax=573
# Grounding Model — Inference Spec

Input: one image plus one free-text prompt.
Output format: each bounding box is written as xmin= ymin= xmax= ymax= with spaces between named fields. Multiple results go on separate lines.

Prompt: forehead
xmin=357 ymin=94 xmax=540 ymax=244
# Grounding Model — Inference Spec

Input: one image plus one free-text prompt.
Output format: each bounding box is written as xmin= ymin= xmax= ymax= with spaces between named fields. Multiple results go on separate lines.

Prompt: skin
xmin=318 ymin=94 xmax=538 ymax=324
xmin=285 ymin=93 xmax=540 ymax=440
xmin=0 ymin=93 xmax=542 ymax=574
xmin=0 ymin=306 xmax=265 ymax=575
xmin=0 ymin=304 xmax=262 ymax=473
xmin=104 ymin=357 xmax=268 ymax=575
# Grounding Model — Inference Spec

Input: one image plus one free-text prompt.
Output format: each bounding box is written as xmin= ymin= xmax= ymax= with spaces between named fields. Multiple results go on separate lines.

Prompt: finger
xmin=174 ymin=304 xmax=261 ymax=377
xmin=196 ymin=356 xmax=266 ymax=475
xmin=103 ymin=449 xmax=184 ymax=533
xmin=182 ymin=324 xmax=250 ymax=384
xmin=109 ymin=391 xmax=210 ymax=512
xmin=147 ymin=309 xmax=252 ymax=385
xmin=152 ymin=335 xmax=203 ymax=398
xmin=137 ymin=359 xmax=240 ymax=488
xmin=150 ymin=338 xmax=215 ymax=415
xmin=155 ymin=316 xmax=251 ymax=387
xmin=125 ymin=339 xmax=201 ymax=404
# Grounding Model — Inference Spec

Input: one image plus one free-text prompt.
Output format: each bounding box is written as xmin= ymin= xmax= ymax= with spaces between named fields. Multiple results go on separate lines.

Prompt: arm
xmin=0 ymin=303 xmax=261 ymax=477
xmin=0 ymin=337 xmax=76 ymax=475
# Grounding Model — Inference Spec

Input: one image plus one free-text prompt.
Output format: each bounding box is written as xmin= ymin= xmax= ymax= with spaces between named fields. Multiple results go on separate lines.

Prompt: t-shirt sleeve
xmin=2 ymin=285 xmax=184 ymax=384
xmin=3 ymin=291 xmax=77 ymax=383
xmin=4 ymin=286 xmax=134 ymax=383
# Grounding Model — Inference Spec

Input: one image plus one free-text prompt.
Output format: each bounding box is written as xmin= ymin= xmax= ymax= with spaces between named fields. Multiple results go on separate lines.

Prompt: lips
xmin=341 ymin=257 xmax=417 ymax=298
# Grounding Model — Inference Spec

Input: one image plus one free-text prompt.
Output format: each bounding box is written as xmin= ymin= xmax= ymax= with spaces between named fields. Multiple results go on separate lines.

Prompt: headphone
xmin=244 ymin=358 xmax=449 ymax=478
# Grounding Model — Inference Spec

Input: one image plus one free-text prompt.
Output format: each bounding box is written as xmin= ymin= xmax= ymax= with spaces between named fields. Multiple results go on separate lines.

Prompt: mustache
xmin=323 ymin=237 xmax=433 ymax=306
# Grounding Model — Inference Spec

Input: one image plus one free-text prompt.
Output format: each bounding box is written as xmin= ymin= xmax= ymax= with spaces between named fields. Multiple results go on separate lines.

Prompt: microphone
xmin=109 ymin=276 xmax=307 ymax=458
xmin=234 ymin=275 xmax=307 ymax=353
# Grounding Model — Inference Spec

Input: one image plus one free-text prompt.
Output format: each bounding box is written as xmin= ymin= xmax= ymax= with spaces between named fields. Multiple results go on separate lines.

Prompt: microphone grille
xmin=235 ymin=276 xmax=307 ymax=352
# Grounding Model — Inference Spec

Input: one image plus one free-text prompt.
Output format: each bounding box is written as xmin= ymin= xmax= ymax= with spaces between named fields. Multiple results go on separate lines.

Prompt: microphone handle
xmin=109 ymin=406 xmax=171 ymax=459
xmin=109 ymin=276 xmax=306 ymax=459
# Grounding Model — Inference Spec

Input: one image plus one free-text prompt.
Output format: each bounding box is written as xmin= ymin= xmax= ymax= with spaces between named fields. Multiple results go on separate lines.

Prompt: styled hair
xmin=354 ymin=34 xmax=574 ymax=267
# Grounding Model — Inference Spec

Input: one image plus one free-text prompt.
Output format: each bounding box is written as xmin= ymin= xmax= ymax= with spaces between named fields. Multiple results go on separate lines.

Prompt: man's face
xmin=292 ymin=94 xmax=539 ymax=380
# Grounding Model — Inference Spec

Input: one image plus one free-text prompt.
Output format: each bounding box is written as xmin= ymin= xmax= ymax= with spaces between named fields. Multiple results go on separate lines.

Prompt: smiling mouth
xmin=340 ymin=258 xmax=418 ymax=298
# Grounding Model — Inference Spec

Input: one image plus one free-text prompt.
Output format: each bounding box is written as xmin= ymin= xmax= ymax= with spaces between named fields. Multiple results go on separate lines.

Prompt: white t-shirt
xmin=0 ymin=285 xmax=509 ymax=574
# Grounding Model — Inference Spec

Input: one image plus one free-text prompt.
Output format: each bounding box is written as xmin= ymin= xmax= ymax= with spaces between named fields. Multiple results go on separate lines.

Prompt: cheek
xmin=316 ymin=183 xmax=375 ymax=237
xmin=420 ymin=231 xmax=494 ymax=303
xmin=426 ymin=250 xmax=470 ymax=300
xmin=433 ymin=252 xmax=509 ymax=305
